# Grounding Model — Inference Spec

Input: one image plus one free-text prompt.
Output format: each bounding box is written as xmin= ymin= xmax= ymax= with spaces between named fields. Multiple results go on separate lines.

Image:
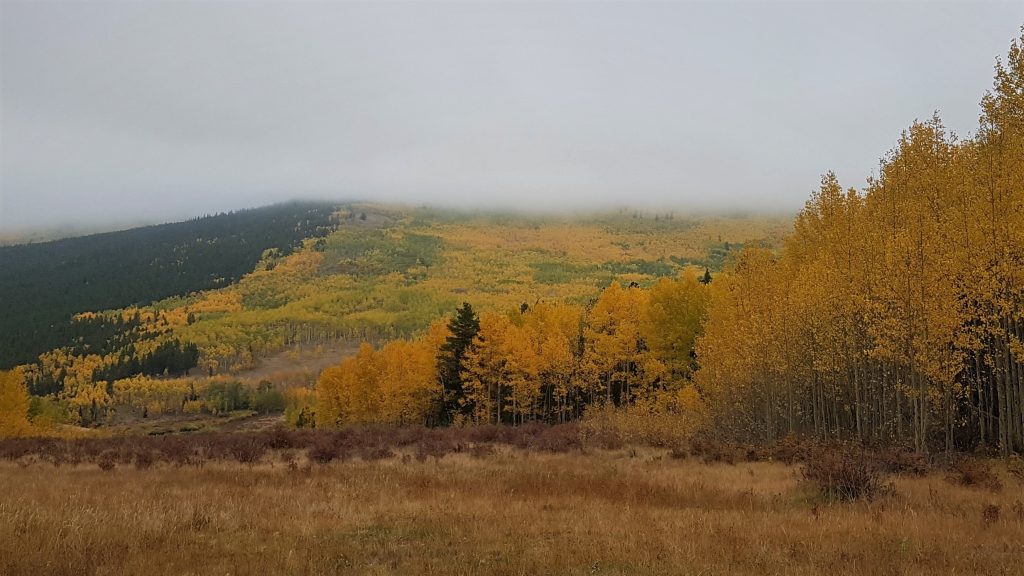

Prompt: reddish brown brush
xmin=800 ymin=446 xmax=892 ymax=501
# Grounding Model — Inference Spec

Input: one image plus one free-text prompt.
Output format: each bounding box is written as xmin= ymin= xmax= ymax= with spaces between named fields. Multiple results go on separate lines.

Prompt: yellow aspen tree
xmin=644 ymin=271 xmax=709 ymax=384
xmin=0 ymin=368 xmax=32 ymax=438
xmin=462 ymin=313 xmax=514 ymax=424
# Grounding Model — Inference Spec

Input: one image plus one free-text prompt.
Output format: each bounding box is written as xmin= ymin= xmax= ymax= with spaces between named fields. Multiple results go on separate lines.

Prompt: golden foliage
xmin=695 ymin=30 xmax=1024 ymax=453
xmin=317 ymin=280 xmax=709 ymax=427
xmin=317 ymin=326 xmax=448 ymax=427
xmin=0 ymin=368 xmax=32 ymax=438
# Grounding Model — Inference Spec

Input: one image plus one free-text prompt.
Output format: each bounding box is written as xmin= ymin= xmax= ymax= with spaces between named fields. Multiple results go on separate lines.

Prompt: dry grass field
xmin=2 ymin=439 xmax=1022 ymax=576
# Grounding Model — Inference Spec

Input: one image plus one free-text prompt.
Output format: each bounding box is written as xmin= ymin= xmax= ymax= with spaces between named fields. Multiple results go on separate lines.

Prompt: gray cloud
xmin=2 ymin=1 xmax=1022 ymax=230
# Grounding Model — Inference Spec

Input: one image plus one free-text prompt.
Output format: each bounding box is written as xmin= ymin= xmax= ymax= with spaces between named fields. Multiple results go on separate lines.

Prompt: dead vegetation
xmin=1 ymin=429 xmax=1023 ymax=575
xmin=0 ymin=424 xmax=585 ymax=469
xmin=799 ymin=445 xmax=893 ymax=502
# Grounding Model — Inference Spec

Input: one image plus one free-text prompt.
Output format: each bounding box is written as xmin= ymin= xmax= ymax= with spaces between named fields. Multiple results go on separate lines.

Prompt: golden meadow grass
xmin=2 ymin=445 xmax=1022 ymax=576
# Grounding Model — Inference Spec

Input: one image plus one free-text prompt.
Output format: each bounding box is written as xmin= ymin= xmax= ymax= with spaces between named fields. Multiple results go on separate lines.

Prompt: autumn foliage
xmin=316 ymin=274 xmax=710 ymax=429
xmin=695 ymin=30 xmax=1024 ymax=454
xmin=0 ymin=369 xmax=32 ymax=437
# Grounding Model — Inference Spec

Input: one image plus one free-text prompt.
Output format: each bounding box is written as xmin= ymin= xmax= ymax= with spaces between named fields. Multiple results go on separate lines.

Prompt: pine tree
xmin=437 ymin=302 xmax=480 ymax=423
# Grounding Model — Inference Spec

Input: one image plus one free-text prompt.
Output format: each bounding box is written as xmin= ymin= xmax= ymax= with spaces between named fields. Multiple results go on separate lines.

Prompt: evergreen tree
xmin=437 ymin=302 xmax=480 ymax=423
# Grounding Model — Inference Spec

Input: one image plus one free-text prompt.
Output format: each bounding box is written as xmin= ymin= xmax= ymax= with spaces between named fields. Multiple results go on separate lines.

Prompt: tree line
xmin=695 ymin=30 xmax=1024 ymax=455
xmin=317 ymin=274 xmax=709 ymax=428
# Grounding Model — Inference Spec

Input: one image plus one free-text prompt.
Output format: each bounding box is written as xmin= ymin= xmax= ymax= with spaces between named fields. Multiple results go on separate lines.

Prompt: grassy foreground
xmin=1 ymin=443 xmax=1022 ymax=576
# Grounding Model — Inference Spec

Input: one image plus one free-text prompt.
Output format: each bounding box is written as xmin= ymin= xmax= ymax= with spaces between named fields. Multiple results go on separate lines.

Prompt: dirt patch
xmin=235 ymin=342 xmax=359 ymax=384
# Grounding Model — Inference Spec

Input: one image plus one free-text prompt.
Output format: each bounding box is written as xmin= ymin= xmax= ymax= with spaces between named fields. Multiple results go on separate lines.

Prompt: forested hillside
xmin=0 ymin=203 xmax=787 ymax=428
xmin=0 ymin=202 xmax=337 ymax=368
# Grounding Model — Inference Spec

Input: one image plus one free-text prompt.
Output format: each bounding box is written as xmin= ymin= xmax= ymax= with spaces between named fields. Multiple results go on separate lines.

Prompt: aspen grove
xmin=694 ymin=32 xmax=1024 ymax=454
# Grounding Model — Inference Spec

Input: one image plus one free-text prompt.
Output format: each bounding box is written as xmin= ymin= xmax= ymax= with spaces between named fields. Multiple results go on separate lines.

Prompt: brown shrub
xmin=414 ymin=436 xmax=455 ymax=462
xmin=97 ymin=450 xmax=117 ymax=472
xmin=518 ymin=423 xmax=582 ymax=453
xmin=689 ymin=437 xmax=741 ymax=465
xmin=227 ymin=437 xmax=266 ymax=464
xmin=185 ymin=508 xmax=212 ymax=532
xmin=262 ymin=426 xmax=304 ymax=450
xmin=156 ymin=437 xmax=200 ymax=467
xmin=1012 ymin=500 xmax=1024 ymax=522
xmin=946 ymin=458 xmax=1003 ymax=491
xmin=359 ymin=446 xmax=395 ymax=461
xmin=1007 ymin=456 xmax=1024 ymax=482
xmin=307 ymin=437 xmax=341 ymax=464
xmin=134 ymin=450 xmax=155 ymax=470
xmin=462 ymin=425 xmax=511 ymax=445
xmin=768 ymin=434 xmax=808 ymax=464
xmin=469 ymin=444 xmax=496 ymax=459
xmin=801 ymin=446 xmax=891 ymax=501
xmin=981 ymin=504 xmax=1000 ymax=528
xmin=873 ymin=448 xmax=929 ymax=476
xmin=668 ymin=445 xmax=688 ymax=460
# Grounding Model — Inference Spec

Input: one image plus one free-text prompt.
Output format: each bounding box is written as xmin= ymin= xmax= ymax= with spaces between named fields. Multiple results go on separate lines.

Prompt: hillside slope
xmin=10 ymin=204 xmax=792 ymax=408
xmin=0 ymin=201 xmax=337 ymax=368
xmin=161 ymin=205 xmax=791 ymax=372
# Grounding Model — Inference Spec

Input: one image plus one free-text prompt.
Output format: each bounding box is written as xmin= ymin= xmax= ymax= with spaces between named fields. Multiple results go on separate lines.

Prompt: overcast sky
xmin=1 ymin=1 xmax=1022 ymax=231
